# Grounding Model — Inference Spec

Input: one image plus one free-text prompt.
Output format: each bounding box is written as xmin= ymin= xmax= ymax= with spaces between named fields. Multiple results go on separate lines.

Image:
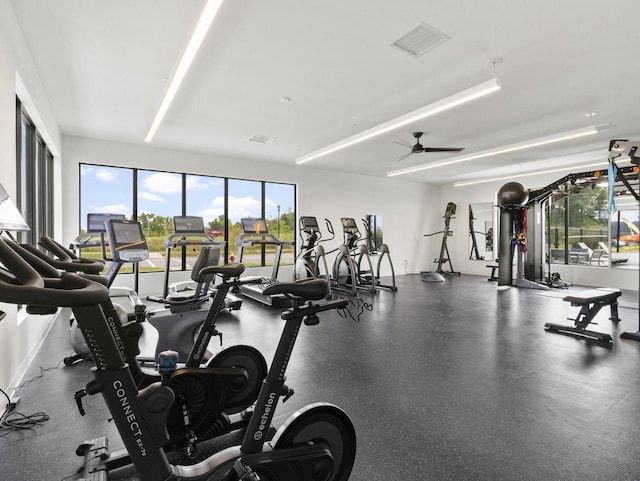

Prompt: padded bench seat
xmin=544 ymin=288 xmax=621 ymax=343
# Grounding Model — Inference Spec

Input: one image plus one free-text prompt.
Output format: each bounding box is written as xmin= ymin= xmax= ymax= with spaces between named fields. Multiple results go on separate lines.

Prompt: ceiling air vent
xmin=391 ymin=23 xmax=450 ymax=57
xmin=248 ymin=134 xmax=273 ymax=144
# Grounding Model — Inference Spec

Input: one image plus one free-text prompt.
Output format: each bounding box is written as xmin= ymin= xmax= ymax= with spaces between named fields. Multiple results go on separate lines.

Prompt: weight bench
xmin=544 ymin=288 xmax=621 ymax=343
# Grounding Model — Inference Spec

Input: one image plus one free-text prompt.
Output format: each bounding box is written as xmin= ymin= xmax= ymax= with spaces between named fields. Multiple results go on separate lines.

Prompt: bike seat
xmin=263 ymin=278 xmax=329 ymax=300
xmin=198 ymin=262 xmax=246 ymax=278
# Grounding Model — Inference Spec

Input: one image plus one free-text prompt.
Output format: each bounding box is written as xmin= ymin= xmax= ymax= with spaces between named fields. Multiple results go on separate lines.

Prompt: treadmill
xmin=235 ymin=217 xmax=294 ymax=306
xmin=70 ymin=212 xmax=126 ymax=263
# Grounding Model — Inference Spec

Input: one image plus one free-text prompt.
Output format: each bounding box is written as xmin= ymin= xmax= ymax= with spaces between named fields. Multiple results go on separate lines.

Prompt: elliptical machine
xmin=360 ymin=217 xmax=397 ymax=292
xmin=293 ymin=216 xmax=334 ymax=289
xmin=0 ymin=238 xmax=357 ymax=481
xmin=331 ymin=218 xmax=377 ymax=295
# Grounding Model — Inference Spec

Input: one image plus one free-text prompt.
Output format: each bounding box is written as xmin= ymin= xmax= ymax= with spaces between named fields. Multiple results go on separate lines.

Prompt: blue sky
xmin=80 ymin=164 xmax=295 ymax=230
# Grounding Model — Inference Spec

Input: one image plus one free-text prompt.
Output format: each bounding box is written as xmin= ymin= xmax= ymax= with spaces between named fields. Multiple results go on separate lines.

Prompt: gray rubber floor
xmin=1 ymin=274 xmax=639 ymax=481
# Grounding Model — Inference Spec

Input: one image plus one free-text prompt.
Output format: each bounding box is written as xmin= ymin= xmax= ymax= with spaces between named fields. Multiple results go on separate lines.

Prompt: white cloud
xmin=198 ymin=196 xmax=225 ymax=223
xmin=80 ymin=165 xmax=93 ymax=175
xmin=139 ymin=191 xmax=166 ymax=202
xmin=142 ymin=172 xmax=182 ymax=194
xmin=95 ymin=168 xmax=118 ymax=182
xmin=228 ymin=196 xmax=261 ymax=220
xmin=197 ymin=195 xmax=261 ymax=223
xmin=186 ymin=176 xmax=210 ymax=191
xmin=89 ymin=204 xmax=131 ymax=216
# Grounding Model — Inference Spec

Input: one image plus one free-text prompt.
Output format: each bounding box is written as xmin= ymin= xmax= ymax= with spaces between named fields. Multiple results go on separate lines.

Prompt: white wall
xmin=440 ymin=174 xmax=639 ymax=291
xmin=0 ymin=0 xmax=64 ymax=409
xmin=61 ymin=136 xmax=441 ymax=296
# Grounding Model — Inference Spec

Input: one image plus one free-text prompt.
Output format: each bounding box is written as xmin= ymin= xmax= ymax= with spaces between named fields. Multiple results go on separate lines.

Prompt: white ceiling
xmin=10 ymin=0 xmax=640 ymax=185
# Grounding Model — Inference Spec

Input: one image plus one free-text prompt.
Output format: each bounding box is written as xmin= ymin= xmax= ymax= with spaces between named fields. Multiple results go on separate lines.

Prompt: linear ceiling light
xmin=295 ymin=77 xmax=501 ymax=164
xmin=144 ymin=0 xmax=224 ymax=143
xmin=453 ymin=157 xmax=632 ymax=187
xmin=387 ymin=123 xmax=612 ymax=177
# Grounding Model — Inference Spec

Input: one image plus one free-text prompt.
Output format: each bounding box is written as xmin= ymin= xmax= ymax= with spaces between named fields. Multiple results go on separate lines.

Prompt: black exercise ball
xmin=497 ymin=182 xmax=528 ymax=206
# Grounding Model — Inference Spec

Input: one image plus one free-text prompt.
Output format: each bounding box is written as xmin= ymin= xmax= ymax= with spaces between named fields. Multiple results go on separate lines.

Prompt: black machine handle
xmin=0 ymin=238 xmax=109 ymax=308
xmin=38 ymin=236 xmax=106 ymax=273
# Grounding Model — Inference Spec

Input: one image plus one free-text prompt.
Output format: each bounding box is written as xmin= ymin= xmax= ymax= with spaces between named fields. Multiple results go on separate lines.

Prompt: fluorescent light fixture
xmin=453 ymin=157 xmax=631 ymax=187
xmin=387 ymin=124 xmax=612 ymax=177
xmin=145 ymin=0 xmax=223 ymax=143
xmin=296 ymin=77 xmax=501 ymax=164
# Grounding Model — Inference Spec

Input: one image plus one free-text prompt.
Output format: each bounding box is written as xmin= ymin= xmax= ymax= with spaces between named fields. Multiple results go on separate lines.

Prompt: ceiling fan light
xmin=387 ymin=124 xmax=611 ymax=177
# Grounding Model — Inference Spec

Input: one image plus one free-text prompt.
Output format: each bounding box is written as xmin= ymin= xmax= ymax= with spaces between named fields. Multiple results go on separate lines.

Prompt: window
xmin=79 ymin=164 xmax=296 ymax=274
xmin=545 ymin=183 xmax=639 ymax=268
xmin=16 ymin=97 xmax=55 ymax=245
xmin=79 ymin=165 xmax=133 ymax=271
xmin=137 ymin=170 xmax=182 ymax=272
xmin=610 ymin=200 xmax=640 ymax=268
xmin=185 ymin=174 xmax=226 ymax=266
xmin=265 ymin=182 xmax=296 ymax=265
xmin=228 ymin=179 xmax=263 ymax=266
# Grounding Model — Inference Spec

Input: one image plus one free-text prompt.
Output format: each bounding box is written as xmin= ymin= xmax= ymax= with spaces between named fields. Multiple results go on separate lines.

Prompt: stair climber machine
xmin=293 ymin=216 xmax=334 ymax=291
xmin=160 ymin=215 xmax=241 ymax=311
xmin=235 ymin=217 xmax=295 ymax=306
xmin=4 ymin=235 xmax=270 ymax=462
xmin=421 ymin=202 xmax=460 ymax=282
xmin=0 ymin=239 xmax=358 ymax=481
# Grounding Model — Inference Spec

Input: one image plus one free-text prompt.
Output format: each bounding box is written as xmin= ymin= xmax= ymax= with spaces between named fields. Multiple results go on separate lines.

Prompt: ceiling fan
xmin=393 ymin=132 xmax=464 ymax=162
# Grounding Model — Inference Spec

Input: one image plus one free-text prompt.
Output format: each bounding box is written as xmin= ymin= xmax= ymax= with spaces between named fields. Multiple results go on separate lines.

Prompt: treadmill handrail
xmin=237 ymin=232 xmax=294 ymax=246
xmin=164 ymin=232 xmax=225 ymax=248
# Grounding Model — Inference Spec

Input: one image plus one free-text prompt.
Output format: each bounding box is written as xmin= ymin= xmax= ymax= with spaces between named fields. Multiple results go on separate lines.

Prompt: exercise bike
xmin=0 ymin=238 xmax=357 ymax=481
xmin=64 ymin=217 xmax=237 ymax=364
xmin=4 ymin=235 xmax=269 ymax=458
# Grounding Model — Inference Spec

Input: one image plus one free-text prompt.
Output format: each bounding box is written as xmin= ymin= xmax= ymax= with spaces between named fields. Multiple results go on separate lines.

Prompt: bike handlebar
xmin=0 ymin=238 xmax=110 ymax=307
xmin=38 ymin=236 xmax=106 ymax=273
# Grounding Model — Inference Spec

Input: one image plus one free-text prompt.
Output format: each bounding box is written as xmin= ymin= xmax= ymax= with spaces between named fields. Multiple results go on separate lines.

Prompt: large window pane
xmin=16 ymin=99 xmax=54 ymax=246
xmin=611 ymin=199 xmax=640 ymax=268
xmin=80 ymin=165 xmax=134 ymax=271
xmin=16 ymin=108 xmax=36 ymax=244
xmin=566 ymin=187 xmax=608 ymax=266
xmin=185 ymin=174 xmax=226 ymax=265
xmin=546 ymin=194 xmax=567 ymax=264
xmin=228 ymin=179 xmax=262 ymax=266
xmin=265 ymin=182 xmax=296 ymax=265
xmin=137 ymin=170 xmax=182 ymax=273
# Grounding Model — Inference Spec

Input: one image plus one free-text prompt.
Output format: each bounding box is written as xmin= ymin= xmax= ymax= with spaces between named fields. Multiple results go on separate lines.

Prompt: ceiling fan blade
xmin=394 ymin=151 xmax=414 ymax=162
xmin=423 ymin=147 xmax=465 ymax=153
xmin=393 ymin=140 xmax=413 ymax=148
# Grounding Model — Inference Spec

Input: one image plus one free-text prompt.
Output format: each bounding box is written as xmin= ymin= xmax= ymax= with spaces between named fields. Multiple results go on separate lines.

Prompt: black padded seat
xmin=263 ymin=278 xmax=329 ymax=300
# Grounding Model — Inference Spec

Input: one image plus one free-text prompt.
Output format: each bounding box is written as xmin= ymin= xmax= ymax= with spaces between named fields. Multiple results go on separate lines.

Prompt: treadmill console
xmin=105 ymin=219 xmax=149 ymax=263
xmin=173 ymin=216 xmax=205 ymax=234
xmin=241 ymin=218 xmax=268 ymax=234
xmin=87 ymin=213 xmax=126 ymax=233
